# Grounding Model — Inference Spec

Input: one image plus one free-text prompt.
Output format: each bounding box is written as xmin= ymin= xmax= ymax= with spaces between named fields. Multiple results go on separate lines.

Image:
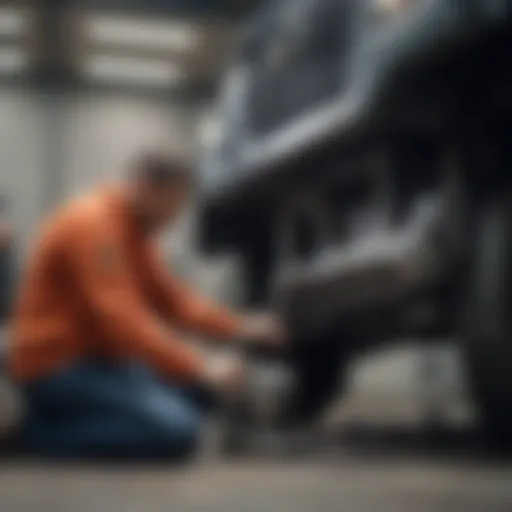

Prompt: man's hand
xmin=237 ymin=312 xmax=287 ymax=347
xmin=202 ymin=352 xmax=246 ymax=395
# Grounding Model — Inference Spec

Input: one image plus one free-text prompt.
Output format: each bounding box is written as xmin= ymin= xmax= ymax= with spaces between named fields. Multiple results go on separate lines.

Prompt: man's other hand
xmin=238 ymin=312 xmax=287 ymax=347
xmin=203 ymin=352 xmax=246 ymax=395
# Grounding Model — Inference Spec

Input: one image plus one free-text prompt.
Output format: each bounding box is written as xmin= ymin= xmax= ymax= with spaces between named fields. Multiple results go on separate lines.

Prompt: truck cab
xmin=198 ymin=0 xmax=512 ymax=439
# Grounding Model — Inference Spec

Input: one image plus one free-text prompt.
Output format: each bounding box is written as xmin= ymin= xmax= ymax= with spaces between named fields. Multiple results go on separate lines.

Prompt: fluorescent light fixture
xmin=376 ymin=0 xmax=404 ymax=9
xmin=0 ymin=46 xmax=28 ymax=73
xmin=0 ymin=7 xmax=28 ymax=37
xmin=374 ymin=0 xmax=413 ymax=14
xmin=86 ymin=15 xmax=199 ymax=52
xmin=82 ymin=54 xmax=185 ymax=87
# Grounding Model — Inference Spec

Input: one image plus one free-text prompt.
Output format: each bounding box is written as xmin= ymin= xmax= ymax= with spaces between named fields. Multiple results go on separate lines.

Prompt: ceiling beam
xmin=66 ymin=0 xmax=259 ymax=20
xmin=3 ymin=0 xmax=254 ymax=95
xmin=32 ymin=0 xmax=68 ymax=84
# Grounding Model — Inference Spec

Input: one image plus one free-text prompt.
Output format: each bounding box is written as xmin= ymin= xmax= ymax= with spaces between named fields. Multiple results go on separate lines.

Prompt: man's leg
xmin=22 ymin=361 xmax=204 ymax=460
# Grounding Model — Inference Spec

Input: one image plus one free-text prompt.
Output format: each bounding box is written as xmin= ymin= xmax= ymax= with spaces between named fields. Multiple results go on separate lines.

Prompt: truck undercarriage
xmin=198 ymin=1 xmax=512 ymax=442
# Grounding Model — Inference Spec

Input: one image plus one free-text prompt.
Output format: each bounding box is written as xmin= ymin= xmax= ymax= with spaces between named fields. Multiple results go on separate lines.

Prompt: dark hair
xmin=132 ymin=151 xmax=196 ymax=188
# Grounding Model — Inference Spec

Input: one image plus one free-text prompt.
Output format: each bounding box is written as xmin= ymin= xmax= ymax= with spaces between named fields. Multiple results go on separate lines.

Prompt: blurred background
xmin=0 ymin=0 xmax=473 ymax=442
xmin=0 ymin=0 xmax=511 ymax=511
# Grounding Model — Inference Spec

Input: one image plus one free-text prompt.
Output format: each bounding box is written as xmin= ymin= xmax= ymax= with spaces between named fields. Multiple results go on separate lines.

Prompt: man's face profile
xmin=138 ymin=179 xmax=191 ymax=232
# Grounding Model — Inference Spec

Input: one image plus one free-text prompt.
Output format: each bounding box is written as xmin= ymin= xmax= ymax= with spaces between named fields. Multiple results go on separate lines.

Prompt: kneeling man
xmin=8 ymin=151 xmax=284 ymax=459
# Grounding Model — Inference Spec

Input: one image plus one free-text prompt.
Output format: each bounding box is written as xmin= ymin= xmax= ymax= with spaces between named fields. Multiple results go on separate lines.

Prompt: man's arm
xmin=68 ymin=213 xmax=205 ymax=382
xmin=144 ymin=243 xmax=242 ymax=340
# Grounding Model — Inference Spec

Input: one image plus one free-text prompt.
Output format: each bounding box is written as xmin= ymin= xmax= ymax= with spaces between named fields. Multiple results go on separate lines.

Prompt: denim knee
xmin=153 ymin=406 xmax=202 ymax=458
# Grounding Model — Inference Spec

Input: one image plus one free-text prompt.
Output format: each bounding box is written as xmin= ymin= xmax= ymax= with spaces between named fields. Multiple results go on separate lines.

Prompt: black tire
xmin=220 ymin=240 xmax=348 ymax=446
xmin=282 ymin=338 xmax=348 ymax=427
xmin=217 ymin=340 xmax=348 ymax=456
xmin=462 ymin=196 xmax=512 ymax=446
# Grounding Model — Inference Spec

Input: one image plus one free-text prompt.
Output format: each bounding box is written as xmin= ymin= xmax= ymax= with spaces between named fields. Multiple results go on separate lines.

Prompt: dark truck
xmin=197 ymin=0 xmax=512 ymax=441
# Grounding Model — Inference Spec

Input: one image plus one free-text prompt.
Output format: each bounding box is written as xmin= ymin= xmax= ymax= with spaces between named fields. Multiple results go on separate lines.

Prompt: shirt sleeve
xmin=67 ymin=213 xmax=205 ymax=382
xmin=144 ymin=243 xmax=242 ymax=340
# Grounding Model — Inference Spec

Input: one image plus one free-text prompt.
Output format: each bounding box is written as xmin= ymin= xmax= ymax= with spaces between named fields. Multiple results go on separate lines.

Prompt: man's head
xmin=127 ymin=150 xmax=196 ymax=232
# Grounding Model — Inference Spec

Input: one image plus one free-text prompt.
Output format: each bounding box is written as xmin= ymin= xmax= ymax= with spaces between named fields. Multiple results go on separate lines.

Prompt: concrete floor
xmin=0 ymin=333 xmax=506 ymax=512
xmin=1 ymin=457 xmax=511 ymax=512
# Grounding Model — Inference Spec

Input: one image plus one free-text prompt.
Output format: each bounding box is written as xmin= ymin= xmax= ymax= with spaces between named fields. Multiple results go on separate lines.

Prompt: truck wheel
xmin=283 ymin=339 xmax=348 ymax=426
xmin=462 ymin=196 xmax=512 ymax=447
xmin=219 ymin=341 xmax=348 ymax=455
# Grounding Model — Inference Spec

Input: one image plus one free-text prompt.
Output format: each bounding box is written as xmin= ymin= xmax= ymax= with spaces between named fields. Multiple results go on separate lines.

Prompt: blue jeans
xmin=21 ymin=361 xmax=215 ymax=460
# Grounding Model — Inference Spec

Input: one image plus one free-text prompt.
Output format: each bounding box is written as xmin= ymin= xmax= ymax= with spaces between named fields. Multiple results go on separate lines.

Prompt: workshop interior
xmin=0 ymin=1 xmax=512 ymax=511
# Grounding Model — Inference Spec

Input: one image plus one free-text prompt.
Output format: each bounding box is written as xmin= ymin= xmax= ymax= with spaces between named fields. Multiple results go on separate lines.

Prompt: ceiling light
xmin=86 ymin=15 xmax=199 ymax=52
xmin=376 ymin=0 xmax=406 ymax=10
xmin=0 ymin=7 xmax=28 ymax=37
xmin=0 ymin=47 xmax=28 ymax=73
xmin=82 ymin=54 xmax=185 ymax=87
xmin=373 ymin=0 xmax=418 ymax=16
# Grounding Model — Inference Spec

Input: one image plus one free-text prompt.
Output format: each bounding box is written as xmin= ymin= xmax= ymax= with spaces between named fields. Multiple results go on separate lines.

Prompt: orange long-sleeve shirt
xmin=8 ymin=188 xmax=241 ymax=383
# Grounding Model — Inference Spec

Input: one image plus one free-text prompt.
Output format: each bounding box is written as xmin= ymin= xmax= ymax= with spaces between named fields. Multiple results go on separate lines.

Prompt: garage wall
xmin=0 ymin=88 xmax=200 ymax=257
xmin=0 ymin=89 xmax=47 ymax=256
